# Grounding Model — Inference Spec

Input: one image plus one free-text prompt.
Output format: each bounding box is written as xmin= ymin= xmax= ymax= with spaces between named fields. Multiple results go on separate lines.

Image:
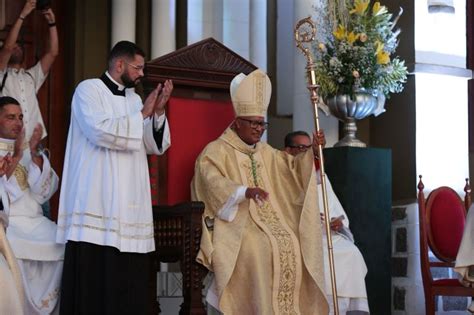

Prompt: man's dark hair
xmin=107 ymin=41 xmax=145 ymax=68
xmin=0 ymin=96 xmax=20 ymax=109
xmin=284 ymin=130 xmax=310 ymax=148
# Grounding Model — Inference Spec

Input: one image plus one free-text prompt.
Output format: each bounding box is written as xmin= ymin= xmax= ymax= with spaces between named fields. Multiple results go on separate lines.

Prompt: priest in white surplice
xmin=56 ymin=41 xmax=172 ymax=315
xmin=285 ymin=131 xmax=369 ymax=315
xmin=0 ymin=96 xmax=62 ymax=315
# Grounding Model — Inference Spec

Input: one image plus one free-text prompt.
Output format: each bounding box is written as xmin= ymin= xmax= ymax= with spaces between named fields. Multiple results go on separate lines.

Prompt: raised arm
xmin=0 ymin=0 xmax=36 ymax=71
xmin=39 ymin=8 xmax=58 ymax=74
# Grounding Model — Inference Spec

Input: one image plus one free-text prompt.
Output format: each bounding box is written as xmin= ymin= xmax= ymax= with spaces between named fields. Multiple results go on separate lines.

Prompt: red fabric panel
xmin=165 ymin=97 xmax=235 ymax=204
xmin=429 ymin=189 xmax=466 ymax=260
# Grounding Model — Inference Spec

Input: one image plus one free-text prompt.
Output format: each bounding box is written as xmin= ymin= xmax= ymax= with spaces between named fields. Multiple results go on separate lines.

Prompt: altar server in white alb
xmin=0 ymin=96 xmax=62 ymax=315
xmin=285 ymin=130 xmax=369 ymax=315
xmin=57 ymin=40 xmax=172 ymax=315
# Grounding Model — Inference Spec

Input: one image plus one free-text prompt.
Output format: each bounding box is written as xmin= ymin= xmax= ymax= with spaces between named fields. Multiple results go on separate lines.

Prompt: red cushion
xmin=165 ymin=97 xmax=235 ymax=204
xmin=428 ymin=188 xmax=466 ymax=260
xmin=432 ymin=278 xmax=464 ymax=287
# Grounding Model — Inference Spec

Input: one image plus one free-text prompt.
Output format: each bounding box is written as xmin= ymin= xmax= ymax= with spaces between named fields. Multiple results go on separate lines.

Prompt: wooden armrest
xmin=430 ymin=261 xmax=455 ymax=268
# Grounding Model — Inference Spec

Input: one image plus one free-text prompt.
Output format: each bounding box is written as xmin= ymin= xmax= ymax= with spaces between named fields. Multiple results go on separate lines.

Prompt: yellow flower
xmin=372 ymin=2 xmax=388 ymax=16
xmin=318 ymin=43 xmax=327 ymax=52
xmin=375 ymin=41 xmax=384 ymax=54
xmin=377 ymin=50 xmax=390 ymax=64
xmin=350 ymin=0 xmax=370 ymax=15
xmin=347 ymin=32 xmax=360 ymax=45
xmin=333 ymin=25 xmax=346 ymax=41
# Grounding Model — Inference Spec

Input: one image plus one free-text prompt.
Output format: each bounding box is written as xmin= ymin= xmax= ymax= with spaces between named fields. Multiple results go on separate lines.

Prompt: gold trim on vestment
xmin=13 ymin=164 xmax=29 ymax=191
xmin=56 ymin=224 xmax=154 ymax=240
xmin=38 ymin=288 xmax=59 ymax=310
xmin=0 ymin=141 xmax=29 ymax=152
xmin=243 ymin=157 xmax=300 ymax=315
xmin=58 ymin=211 xmax=154 ymax=228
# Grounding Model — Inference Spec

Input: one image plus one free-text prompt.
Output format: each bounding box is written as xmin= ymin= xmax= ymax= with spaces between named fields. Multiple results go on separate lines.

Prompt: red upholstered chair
xmin=417 ymin=175 xmax=474 ymax=314
xmin=143 ymin=38 xmax=257 ymax=315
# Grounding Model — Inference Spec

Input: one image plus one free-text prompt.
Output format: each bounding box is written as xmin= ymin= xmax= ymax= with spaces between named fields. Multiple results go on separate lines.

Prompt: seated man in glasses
xmin=284 ymin=130 xmax=369 ymax=315
xmin=192 ymin=69 xmax=328 ymax=314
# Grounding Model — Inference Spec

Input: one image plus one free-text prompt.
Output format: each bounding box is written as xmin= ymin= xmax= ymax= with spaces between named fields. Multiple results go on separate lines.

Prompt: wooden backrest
xmin=143 ymin=38 xmax=257 ymax=205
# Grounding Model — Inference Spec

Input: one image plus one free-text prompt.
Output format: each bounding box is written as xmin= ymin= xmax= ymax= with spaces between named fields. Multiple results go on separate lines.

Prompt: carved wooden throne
xmin=143 ymin=38 xmax=257 ymax=315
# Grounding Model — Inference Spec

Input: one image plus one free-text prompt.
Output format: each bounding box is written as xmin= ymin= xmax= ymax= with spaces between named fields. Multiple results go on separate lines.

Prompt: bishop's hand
xmin=312 ymin=130 xmax=326 ymax=160
xmin=245 ymin=187 xmax=269 ymax=206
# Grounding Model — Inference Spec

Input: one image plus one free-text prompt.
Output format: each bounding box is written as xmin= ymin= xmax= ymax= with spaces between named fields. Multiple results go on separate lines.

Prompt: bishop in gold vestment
xmin=191 ymin=69 xmax=328 ymax=315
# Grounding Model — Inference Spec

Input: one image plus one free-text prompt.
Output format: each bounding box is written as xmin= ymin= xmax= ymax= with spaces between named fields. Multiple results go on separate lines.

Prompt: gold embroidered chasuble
xmin=192 ymin=128 xmax=328 ymax=314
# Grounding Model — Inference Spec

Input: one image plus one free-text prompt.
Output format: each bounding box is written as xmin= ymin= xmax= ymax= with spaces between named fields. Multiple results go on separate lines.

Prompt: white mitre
xmin=230 ymin=69 xmax=272 ymax=117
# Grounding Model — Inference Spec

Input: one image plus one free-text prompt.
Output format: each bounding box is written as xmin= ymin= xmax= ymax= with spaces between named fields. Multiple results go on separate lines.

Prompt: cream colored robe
xmin=455 ymin=204 xmax=474 ymax=285
xmin=192 ymin=128 xmax=328 ymax=315
xmin=0 ymin=187 xmax=24 ymax=315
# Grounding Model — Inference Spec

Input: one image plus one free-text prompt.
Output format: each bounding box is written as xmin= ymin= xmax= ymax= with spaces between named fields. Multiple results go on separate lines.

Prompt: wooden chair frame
xmin=417 ymin=175 xmax=474 ymax=314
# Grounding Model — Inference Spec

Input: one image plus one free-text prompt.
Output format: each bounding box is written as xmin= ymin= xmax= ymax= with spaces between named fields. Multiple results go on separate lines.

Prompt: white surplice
xmin=56 ymin=74 xmax=170 ymax=253
xmin=317 ymin=174 xmax=369 ymax=314
xmin=1 ymin=138 xmax=63 ymax=315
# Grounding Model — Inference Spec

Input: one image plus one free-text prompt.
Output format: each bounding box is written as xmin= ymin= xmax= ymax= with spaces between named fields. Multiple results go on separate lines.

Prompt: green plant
xmin=314 ymin=0 xmax=408 ymax=99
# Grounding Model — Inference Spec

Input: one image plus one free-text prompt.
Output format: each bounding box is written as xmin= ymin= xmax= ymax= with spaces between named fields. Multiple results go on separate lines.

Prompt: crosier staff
xmin=294 ymin=16 xmax=339 ymax=315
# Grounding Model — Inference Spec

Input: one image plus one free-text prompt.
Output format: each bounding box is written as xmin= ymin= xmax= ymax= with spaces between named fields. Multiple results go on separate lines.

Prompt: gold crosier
xmin=294 ymin=17 xmax=339 ymax=315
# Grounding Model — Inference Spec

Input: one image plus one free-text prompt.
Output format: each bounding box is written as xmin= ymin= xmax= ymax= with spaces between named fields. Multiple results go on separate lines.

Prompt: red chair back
xmin=164 ymin=97 xmax=235 ymax=204
xmin=425 ymin=187 xmax=467 ymax=262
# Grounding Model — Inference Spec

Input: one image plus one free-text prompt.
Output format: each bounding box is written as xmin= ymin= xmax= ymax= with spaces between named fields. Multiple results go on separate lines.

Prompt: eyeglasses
xmin=124 ymin=61 xmax=145 ymax=71
xmin=288 ymin=144 xmax=312 ymax=150
xmin=238 ymin=118 xmax=270 ymax=130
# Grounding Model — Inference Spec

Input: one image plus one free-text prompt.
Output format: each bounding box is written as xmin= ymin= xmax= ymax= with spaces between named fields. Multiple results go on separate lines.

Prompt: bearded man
xmin=56 ymin=41 xmax=173 ymax=314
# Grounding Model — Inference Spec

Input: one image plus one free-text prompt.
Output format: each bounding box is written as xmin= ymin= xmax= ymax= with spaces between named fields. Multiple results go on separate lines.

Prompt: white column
xmin=249 ymin=0 xmax=267 ymax=70
xmin=151 ymin=0 xmax=176 ymax=58
xmin=188 ymin=0 xmax=223 ymax=44
xmin=292 ymin=0 xmax=338 ymax=145
xmin=223 ymin=0 xmax=249 ymax=59
xmin=276 ymin=0 xmax=295 ymax=115
xmin=111 ymin=0 xmax=136 ymax=47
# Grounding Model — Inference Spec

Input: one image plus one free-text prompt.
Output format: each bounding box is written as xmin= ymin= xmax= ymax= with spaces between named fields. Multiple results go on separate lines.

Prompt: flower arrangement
xmin=314 ymin=0 xmax=408 ymax=100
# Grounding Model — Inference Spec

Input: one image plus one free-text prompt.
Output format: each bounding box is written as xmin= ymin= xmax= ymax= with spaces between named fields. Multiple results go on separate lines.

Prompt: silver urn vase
xmin=325 ymin=89 xmax=378 ymax=147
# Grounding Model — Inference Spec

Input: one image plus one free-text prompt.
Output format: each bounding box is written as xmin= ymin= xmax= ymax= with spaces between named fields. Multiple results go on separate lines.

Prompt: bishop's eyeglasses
xmin=238 ymin=118 xmax=270 ymax=130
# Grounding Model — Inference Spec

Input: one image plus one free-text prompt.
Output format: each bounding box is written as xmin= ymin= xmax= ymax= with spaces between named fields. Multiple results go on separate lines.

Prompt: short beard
xmin=120 ymin=72 xmax=139 ymax=88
